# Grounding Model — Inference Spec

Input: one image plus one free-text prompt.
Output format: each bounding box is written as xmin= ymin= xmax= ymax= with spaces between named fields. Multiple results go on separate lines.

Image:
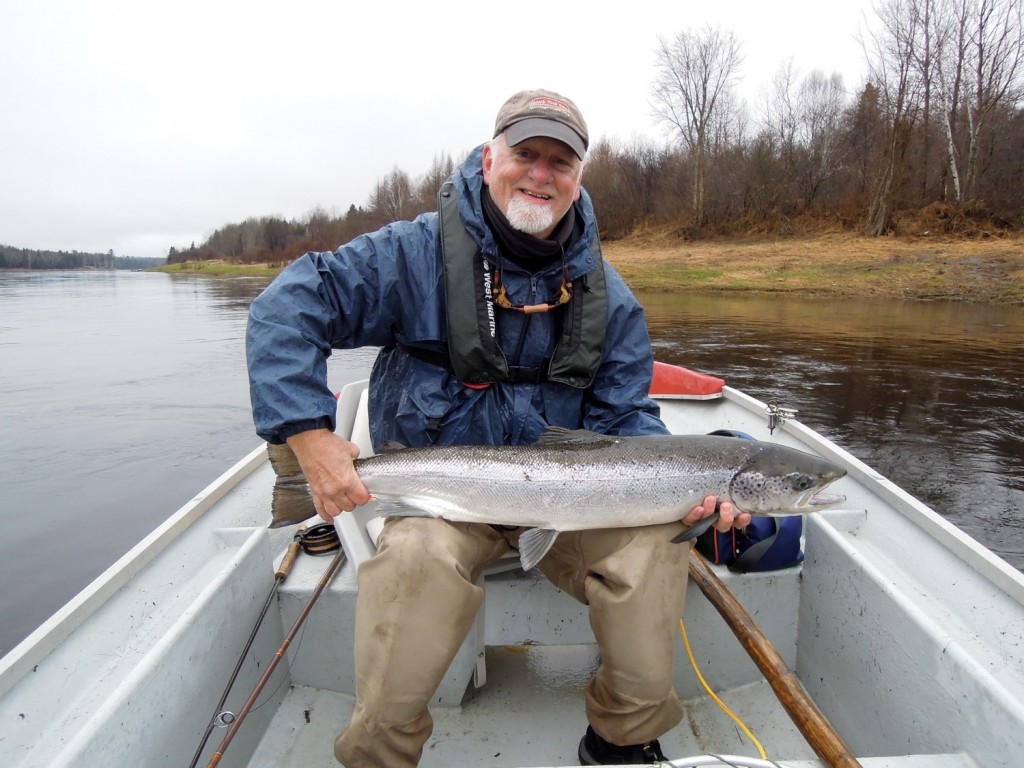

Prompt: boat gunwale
xmin=0 ymin=443 xmax=269 ymax=697
xmin=720 ymin=385 xmax=1024 ymax=603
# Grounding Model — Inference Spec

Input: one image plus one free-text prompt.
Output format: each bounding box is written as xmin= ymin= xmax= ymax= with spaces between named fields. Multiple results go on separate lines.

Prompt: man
xmin=246 ymin=89 xmax=748 ymax=766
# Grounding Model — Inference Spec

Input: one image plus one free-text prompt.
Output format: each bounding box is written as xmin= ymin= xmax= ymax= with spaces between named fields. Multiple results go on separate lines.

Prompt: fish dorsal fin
xmin=377 ymin=440 xmax=410 ymax=453
xmin=537 ymin=426 xmax=619 ymax=449
xmin=517 ymin=528 xmax=560 ymax=571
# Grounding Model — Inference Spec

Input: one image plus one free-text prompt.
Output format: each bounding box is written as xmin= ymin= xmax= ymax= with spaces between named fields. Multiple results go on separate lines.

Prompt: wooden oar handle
xmin=275 ymin=525 xmax=307 ymax=580
xmin=688 ymin=550 xmax=863 ymax=768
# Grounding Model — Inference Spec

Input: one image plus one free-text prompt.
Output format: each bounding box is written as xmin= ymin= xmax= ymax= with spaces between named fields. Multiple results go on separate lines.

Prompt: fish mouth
xmin=798 ymin=490 xmax=846 ymax=509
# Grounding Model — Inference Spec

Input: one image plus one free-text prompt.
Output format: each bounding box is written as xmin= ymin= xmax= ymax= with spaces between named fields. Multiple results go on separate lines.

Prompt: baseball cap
xmin=493 ymin=89 xmax=589 ymax=159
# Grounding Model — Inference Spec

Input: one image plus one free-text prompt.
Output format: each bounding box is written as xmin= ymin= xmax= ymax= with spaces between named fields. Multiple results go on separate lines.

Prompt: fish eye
xmin=790 ymin=474 xmax=813 ymax=491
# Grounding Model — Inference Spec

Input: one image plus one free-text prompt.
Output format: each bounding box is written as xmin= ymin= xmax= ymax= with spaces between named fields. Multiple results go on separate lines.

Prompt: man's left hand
xmin=682 ymin=494 xmax=750 ymax=532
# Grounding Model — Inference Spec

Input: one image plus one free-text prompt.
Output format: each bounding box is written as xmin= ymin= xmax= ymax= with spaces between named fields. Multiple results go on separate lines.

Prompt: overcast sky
xmin=1 ymin=0 xmax=876 ymax=259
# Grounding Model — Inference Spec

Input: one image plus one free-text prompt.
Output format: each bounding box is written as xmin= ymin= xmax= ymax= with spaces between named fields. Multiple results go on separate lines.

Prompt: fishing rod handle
xmin=275 ymin=524 xmax=307 ymax=580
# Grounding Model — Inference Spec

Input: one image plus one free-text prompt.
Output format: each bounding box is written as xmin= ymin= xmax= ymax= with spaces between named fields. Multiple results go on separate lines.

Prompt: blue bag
xmin=695 ymin=515 xmax=805 ymax=573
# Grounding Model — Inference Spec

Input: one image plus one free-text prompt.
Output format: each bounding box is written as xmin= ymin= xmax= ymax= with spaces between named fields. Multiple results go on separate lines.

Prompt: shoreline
xmin=151 ymin=232 xmax=1024 ymax=304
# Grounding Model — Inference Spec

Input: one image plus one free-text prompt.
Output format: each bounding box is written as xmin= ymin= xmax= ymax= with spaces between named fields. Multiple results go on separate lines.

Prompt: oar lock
xmin=765 ymin=400 xmax=798 ymax=435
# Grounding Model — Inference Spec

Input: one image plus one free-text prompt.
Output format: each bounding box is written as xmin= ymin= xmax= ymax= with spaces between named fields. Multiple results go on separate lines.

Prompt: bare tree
xmin=931 ymin=0 xmax=1024 ymax=202
xmin=907 ymin=0 xmax=939 ymax=201
xmin=761 ymin=60 xmax=802 ymax=208
xmin=794 ymin=70 xmax=849 ymax=208
xmin=413 ymin=153 xmax=458 ymax=214
xmin=760 ymin=62 xmax=849 ymax=212
xmin=651 ymin=26 xmax=743 ymax=225
xmin=369 ymin=166 xmax=414 ymax=223
xmin=863 ymin=0 xmax=923 ymax=234
xmin=305 ymin=205 xmax=335 ymax=246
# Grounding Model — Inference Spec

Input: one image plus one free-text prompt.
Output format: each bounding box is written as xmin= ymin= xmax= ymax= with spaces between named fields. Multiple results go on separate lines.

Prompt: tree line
xmin=0 ymin=245 xmax=116 ymax=270
xmin=170 ymin=0 xmax=1022 ymax=266
xmin=167 ymin=153 xmax=459 ymax=266
xmin=0 ymin=246 xmax=167 ymax=270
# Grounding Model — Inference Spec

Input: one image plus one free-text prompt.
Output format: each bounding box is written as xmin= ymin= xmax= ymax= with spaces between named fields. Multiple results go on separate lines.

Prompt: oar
xmin=188 ymin=525 xmax=307 ymax=768
xmin=688 ymin=550 xmax=863 ymax=768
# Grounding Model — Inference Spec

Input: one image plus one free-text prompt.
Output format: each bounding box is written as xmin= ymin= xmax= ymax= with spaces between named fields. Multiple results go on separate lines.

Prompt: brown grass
xmin=603 ymin=230 xmax=1024 ymax=304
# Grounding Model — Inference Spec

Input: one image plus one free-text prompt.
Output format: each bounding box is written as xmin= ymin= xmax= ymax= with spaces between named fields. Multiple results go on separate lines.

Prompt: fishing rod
xmin=206 ymin=527 xmax=346 ymax=768
xmin=187 ymin=525 xmax=308 ymax=768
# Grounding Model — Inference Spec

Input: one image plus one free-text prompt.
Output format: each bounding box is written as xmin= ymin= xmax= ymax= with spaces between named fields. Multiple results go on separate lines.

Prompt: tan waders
xmin=334 ymin=517 xmax=690 ymax=767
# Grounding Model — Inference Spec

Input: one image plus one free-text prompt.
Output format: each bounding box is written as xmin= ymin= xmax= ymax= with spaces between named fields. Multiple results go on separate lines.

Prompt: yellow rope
xmin=679 ymin=617 xmax=768 ymax=760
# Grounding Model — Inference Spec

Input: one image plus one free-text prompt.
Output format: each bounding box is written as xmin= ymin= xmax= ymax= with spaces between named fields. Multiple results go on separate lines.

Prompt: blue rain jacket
xmin=247 ymin=146 xmax=667 ymax=449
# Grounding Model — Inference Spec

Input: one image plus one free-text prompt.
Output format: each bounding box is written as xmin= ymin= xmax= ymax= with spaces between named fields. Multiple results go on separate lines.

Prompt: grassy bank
xmin=150 ymin=260 xmax=282 ymax=278
xmin=604 ymin=231 xmax=1024 ymax=304
xmin=156 ymin=233 xmax=1024 ymax=304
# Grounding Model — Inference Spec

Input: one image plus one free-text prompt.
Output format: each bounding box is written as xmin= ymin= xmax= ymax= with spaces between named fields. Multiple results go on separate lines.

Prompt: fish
xmin=268 ymin=427 xmax=847 ymax=571
xmin=266 ymin=441 xmax=317 ymax=527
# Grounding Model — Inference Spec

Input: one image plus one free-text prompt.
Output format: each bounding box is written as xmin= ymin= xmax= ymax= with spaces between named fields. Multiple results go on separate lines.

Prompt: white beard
xmin=505 ymin=197 xmax=556 ymax=235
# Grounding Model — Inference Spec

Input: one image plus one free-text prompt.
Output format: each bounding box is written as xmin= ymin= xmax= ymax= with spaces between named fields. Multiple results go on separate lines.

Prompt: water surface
xmin=642 ymin=293 xmax=1024 ymax=568
xmin=0 ymin=271 xmax=375 ymax=655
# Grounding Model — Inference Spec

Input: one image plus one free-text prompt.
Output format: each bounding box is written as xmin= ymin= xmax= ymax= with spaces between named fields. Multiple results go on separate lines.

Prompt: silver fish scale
xmin=353 ymin=434 xmax=789 ymax=531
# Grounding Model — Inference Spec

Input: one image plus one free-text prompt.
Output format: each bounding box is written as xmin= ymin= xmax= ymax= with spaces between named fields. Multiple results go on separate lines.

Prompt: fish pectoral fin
xmin=517 ymin=528 xmax=560 ymax=571
xmin=671 ymin=510 xmax=721 ymax=544
xmin=372 ymin=499 xmax=433 ymax=518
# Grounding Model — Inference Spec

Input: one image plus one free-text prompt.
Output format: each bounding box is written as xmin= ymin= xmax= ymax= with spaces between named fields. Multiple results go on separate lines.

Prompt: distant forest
xmin=171 ymin=2 xmax=1023 ymax=267
xmin=0 ymin=245 xmax=165 ymax=271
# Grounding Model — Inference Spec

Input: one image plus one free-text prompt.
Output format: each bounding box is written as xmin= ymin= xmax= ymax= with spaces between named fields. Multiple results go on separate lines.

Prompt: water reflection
xmin=167 ymin=272 xmax=273 ymax=312
xmin=642 ymin=293 xmax=1024 ymax=569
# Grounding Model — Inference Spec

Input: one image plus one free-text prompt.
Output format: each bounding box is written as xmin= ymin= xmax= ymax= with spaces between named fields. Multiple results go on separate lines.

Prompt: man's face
xmin=482 ymin=134 xmax=583 ymax=239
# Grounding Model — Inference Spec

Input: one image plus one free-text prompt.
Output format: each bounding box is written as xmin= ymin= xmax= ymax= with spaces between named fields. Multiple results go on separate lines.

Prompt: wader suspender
xmin=436 ymin=181 xmax=607 ymax=389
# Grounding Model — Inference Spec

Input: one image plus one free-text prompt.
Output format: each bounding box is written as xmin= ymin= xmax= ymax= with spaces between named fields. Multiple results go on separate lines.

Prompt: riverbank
xmin=152 ymin=260 xmax=281 ymax=278
xmin=605 ymin=231 xmax=1024 ymax=303
xmin=154 ymin=232 xmax=1024 ymax=304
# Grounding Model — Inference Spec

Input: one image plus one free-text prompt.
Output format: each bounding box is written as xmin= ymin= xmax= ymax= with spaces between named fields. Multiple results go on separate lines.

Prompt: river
xmin=1 ymin=270 xmax=1021 ymax=656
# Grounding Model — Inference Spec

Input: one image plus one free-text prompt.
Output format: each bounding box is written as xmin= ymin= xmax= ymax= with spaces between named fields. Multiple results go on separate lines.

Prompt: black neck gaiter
xmin=481 ymin=187 xmax=576 ymax=272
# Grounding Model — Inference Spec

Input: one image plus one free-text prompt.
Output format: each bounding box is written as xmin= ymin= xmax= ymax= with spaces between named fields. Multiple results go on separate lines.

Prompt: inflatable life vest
xmin=432 ymin=180 xmax=608 ymax=389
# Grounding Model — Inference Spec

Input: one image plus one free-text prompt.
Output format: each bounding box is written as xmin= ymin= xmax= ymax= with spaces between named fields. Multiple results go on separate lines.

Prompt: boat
xmin=1 ymin=362 xmax=1022 ymax=767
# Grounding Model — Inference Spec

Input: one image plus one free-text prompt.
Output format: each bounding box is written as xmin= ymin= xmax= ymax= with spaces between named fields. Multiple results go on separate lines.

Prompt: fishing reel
xmin=296 ymin=522 xmax=341 ymax=555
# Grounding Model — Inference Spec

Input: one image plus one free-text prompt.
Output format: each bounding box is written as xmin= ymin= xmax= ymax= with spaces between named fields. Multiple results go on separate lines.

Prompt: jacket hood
xmin=450 ymin=145 xmax=601 ymax=281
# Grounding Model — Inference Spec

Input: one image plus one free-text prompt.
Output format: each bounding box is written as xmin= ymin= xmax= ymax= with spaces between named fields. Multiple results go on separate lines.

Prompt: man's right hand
xmin=286 ymin=429 xmax=372 ymax=521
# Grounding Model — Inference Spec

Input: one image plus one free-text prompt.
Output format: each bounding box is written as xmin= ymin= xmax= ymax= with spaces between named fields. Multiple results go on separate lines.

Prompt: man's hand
xmin=286 ymin=429 xmax=372 ymax=522
xmin=681 ymin=494 xmax=751 ymax=533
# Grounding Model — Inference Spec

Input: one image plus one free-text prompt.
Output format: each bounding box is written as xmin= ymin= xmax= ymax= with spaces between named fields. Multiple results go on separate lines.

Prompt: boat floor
xmin=250 ymin=643 xmax=976 ymax=768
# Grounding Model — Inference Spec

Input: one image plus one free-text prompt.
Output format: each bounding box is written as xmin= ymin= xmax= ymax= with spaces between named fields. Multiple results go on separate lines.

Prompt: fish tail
xmin=266 ymin=442 xmax=318 ymax=528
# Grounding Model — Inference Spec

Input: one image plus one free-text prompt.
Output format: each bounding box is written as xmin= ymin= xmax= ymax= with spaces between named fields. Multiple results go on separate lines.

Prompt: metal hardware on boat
xmin=765 ymin=400 xmax=797 ymax=434
xmin=214 ymin=711 xmax=235 ymax=728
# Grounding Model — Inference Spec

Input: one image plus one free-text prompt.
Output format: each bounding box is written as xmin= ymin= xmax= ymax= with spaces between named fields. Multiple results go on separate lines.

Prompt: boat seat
xmin=331 ymin=379 xmax=519 ymax=691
